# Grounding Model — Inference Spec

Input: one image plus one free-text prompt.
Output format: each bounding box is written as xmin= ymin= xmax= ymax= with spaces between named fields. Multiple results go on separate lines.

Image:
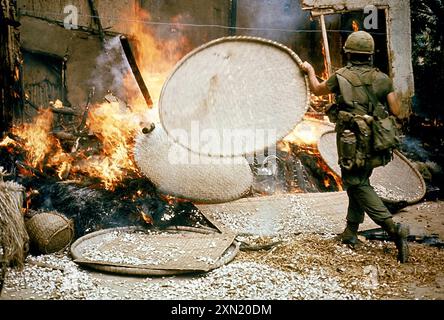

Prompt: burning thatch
xmin=0 ymin=167 xmax=29 ymax=270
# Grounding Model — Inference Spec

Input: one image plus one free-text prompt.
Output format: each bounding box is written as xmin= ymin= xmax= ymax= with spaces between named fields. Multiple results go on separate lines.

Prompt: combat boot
xmin=337 ymin=221 xmax=360 ymax=246
xmin=380 ymin=218 xmax=410 ymax=263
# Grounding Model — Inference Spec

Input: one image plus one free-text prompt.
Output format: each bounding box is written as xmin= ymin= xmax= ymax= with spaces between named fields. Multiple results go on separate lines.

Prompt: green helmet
xmin=343 ymin=31 xmax=375 ymax=55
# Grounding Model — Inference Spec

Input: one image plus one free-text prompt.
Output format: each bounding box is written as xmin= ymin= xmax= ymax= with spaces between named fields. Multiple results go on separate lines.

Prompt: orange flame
xmin=352 ymin=20 xmax=359 ymax=32
xmin=11 ymin=109 xmax=61 ymax=171
xmin=1 ymin=5 xmax=191 ymax=190
xmin=122 ymin=5 xmax=192 ymax=111
xmin=280 ymin=122 xmax=343 ymax=191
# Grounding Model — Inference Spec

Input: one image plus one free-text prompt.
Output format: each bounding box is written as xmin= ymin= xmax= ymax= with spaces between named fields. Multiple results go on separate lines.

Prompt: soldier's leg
xmin=346 ymin=188 xmax=366 ymax=224
xmin=351 ymin=182 xmax=409 ymax=262
xmin=338 ymin=169 xmax=367 ymax=245
xmin=338 ymin=188 xmax=365 ymax=245
xmin=348 ymin=183 xmax=392 ymax=225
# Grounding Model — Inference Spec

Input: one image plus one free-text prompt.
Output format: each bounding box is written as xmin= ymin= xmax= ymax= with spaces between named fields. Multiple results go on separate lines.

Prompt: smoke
xmin=236 ymin=0 xmax=311 ymax=44
xmin=88 ymin=36 xmax=130 ymax=100
xmin=400 ymin=136 xmax=431 ymax=162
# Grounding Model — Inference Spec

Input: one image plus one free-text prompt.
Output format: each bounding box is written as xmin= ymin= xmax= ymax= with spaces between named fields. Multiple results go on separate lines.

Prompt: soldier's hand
xmin=301 ymin=62 xmax=314 ymax=75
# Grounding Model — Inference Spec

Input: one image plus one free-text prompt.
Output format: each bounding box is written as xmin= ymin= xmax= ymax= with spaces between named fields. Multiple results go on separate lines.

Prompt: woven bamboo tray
xmin=134 ymin=127 xmax=253 ymax=203
xmin=71 ymin=226 xmax=238 ymax=276
xmin=318 ymin=131 xmax=426 ymax=204
xmin=159 ymin=36 xmax=310 ymax=157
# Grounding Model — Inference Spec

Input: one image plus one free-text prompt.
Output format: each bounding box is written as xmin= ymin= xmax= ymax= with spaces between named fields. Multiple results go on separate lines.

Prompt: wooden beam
xmin=319 ymin=14 xmax=332 ymax=78
xmin=87 ymin=0 xmax=105 ymax=45
xmin=229 ymin=0 xmax=237 ymax=36
xmin=120 ymin=35 xmax=153 ymax=108
xmin=0 ymin=0 xmax=23 ymax=134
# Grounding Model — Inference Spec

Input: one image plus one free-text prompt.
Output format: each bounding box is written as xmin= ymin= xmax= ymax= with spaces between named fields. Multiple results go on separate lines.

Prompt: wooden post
xmin=120 ymin=36 xmax=153 ymax=108
xmin=319 ymin=14 xmax=332 ymax=78
xmin=87 ymin=0 xmax=105 ymax=46
xmin=0 ymin=0 xmax=23 ymax=135
xmin=229 ymin=0 xmax=237 ymax=36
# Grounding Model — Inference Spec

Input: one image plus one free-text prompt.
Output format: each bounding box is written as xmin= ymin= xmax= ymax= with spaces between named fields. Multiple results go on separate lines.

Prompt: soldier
xmin=301 ymin=31 xmax=409 ymax=263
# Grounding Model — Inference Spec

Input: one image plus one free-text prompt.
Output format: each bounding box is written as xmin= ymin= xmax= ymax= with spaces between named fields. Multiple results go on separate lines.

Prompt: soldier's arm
xmin=301 ymin=62 xmax=332 ymax=96
xmin=387 ymin=92 xmax=401 ymax=118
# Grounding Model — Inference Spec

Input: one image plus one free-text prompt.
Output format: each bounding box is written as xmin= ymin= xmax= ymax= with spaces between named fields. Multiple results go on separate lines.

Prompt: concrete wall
xmin=302 ymin=0 xmax=414 ymax=117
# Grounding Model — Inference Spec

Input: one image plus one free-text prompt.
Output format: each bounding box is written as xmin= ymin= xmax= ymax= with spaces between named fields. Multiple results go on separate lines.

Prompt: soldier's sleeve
xmin=326 ymin=73 xmax=340 ymax=94
xmin=375 ymin=73 xmax=395 ymax=96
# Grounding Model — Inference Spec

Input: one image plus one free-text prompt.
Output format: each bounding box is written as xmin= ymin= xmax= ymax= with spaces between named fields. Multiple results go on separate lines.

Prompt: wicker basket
xmin=318 ymin=131 xmax=426 ymax=204
xmin=134 ymin=127 xmax=253 ymax=203
xmin=25 ymin=211 xmax=74 ymax=254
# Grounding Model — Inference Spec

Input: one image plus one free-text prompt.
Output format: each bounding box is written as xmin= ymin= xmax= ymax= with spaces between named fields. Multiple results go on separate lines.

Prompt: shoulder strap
xmin=336 ymin=67 xmax=363 ymax=87
xmin=361 ymin=82 xmax=379 ymax=116
xmin=354 ymin=69 xmax=380 ymax=116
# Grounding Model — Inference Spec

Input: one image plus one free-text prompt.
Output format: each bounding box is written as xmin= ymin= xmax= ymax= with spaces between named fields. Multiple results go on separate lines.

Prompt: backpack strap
xmin=354 ymin=69 xmax=381 ymax=117
xmin=361 ymin=82 xmax=378 ymax=116
xmin=336 ymin=67 xmax=364 ymax=87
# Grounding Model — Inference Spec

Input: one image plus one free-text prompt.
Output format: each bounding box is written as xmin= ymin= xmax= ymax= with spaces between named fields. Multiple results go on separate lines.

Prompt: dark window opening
xmin=22 ymin=50 xmax=67 ymax=120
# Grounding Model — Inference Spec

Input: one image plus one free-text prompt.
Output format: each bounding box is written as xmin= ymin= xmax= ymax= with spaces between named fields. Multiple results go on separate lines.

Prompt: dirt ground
xmin=1 ymin=200 xmax=443 ymax=300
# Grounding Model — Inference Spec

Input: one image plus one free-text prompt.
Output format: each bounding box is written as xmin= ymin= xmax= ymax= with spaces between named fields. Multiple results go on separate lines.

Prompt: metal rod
xmin=119 ymin=35 xmax=153 ymax=108
xmin=319 ymin=14 xmax=332 ymax=78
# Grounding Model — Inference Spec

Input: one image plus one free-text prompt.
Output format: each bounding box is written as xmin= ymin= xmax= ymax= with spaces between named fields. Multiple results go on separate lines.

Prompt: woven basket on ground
xmin=318 ymin=131 xmax=426 ymax=204
xmin=71 ymin=226 xmax=239 ymax=276
xmin=134 ymin=126 xmax=253 ymax=203
xmin=159 ymin=36 xmax=310 ymax=157
xmin=25 ymin=211 xmax=74 ymax=254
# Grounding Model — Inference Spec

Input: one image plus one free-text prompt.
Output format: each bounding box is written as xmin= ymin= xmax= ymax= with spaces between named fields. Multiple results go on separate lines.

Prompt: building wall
xmin=20 ymin=16 xmax=103 ymax=109
xmin=17 ymin=0 xmax=230 ymax=46
xmin=17 ymin=0 xmax=232 ymax=109
xmin=140 ymin=0 xmax=231 ymax=48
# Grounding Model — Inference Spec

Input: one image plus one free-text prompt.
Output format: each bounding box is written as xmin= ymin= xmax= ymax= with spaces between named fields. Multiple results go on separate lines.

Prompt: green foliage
xmin=411 ymin=0 xmax=444 ymax=119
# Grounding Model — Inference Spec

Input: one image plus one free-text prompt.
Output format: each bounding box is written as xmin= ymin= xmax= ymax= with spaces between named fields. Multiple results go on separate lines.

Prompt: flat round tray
xmin=71 ymin=226 xmax=239 ymax=276
xmin=318 ymin=130 xmax=426 ymax=204
xmin=134 ymin=127 xmax=253 ymax=203
xmin=159 ymin=36 xmax=310 ymax=157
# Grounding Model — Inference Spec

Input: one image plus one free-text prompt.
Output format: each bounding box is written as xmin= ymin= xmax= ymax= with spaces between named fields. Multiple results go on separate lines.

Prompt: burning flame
xmin=10 ymin=109 xmax=65 ymax=171
xmin=280 ymin=121 xmax=343 ymax=191
xmin=122 ymin=5 xmax=192 ymax=110
xmin=283 ymin=122 xmax=320 ymax=146
xmin=0 ymin=136 xmax=15 ymax=147
xmin=352 ymin=20 xmax=359 ymax=32
xmin=0 ymin=5 xmax=191 ymax=190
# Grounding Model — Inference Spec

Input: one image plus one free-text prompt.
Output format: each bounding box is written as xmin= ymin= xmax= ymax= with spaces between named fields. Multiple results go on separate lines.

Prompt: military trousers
xmin=341 ymin=166 xmax=392 ymax=225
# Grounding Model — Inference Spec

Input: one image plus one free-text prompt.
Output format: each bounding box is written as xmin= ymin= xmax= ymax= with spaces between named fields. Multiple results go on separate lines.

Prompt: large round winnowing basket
xmin=25 ymin=211 xmax=74 ymax=254
xmin=70 ymin=226 xmax=239 ymax=276
xmin=159 ymin=36 xmax=310 ymax=157
xmin=318 ymin=130 xmax=426 ymax=204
